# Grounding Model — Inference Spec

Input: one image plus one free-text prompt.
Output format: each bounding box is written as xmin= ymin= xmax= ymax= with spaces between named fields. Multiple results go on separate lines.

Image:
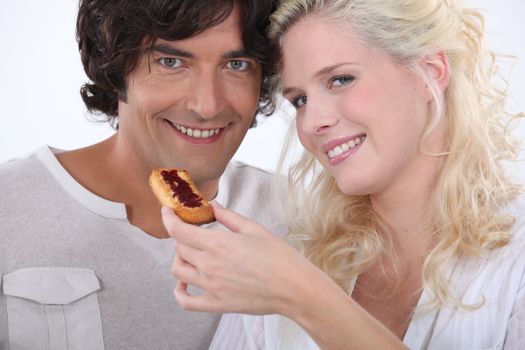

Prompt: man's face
xmin=117 ymin=6 xmax=261 ymax=185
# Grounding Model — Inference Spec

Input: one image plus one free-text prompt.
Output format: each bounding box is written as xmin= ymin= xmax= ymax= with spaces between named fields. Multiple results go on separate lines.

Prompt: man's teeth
xmin=327 ymin=136 xmax=365 ymax=159
xmin=172 ymin=123 xmax=221 ymax=138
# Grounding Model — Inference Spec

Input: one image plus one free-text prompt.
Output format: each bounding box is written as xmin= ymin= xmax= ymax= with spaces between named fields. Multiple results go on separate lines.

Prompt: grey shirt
xmin=0 ymin=146 xmax=285 ymax=350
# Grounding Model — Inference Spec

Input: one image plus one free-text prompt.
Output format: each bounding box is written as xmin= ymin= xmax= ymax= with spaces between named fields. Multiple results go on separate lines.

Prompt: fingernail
xmin=211 ymin=201 xmax=223 ymax=209
xmin=161 ymin=206 xmax=173 ymax=217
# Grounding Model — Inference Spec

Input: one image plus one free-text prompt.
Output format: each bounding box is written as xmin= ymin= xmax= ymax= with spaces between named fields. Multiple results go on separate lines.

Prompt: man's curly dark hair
xmin=76 ymin=0 xmax=279 ymax=128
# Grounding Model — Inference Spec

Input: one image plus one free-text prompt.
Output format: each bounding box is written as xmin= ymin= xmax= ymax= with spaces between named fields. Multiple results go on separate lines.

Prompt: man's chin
xmin=181 ymin=160 xmax=229 ymax=183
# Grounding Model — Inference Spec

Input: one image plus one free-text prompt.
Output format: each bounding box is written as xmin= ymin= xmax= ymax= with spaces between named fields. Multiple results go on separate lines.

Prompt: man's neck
xmin=56 ymin=136 xmax=174 ymax=238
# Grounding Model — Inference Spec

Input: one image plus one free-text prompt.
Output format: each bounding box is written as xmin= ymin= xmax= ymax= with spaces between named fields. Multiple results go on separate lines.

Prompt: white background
xmin=1 ymin=1 xmax=524 ymax=175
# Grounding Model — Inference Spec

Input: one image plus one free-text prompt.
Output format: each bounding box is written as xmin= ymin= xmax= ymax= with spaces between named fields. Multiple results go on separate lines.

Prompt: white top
xmin=0 ymin=146 xmax=286 ymax=350
xmin=210 ymin=196 xmax=525 ymax=350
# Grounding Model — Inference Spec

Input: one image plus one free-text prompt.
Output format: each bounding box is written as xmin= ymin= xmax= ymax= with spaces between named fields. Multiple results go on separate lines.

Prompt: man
xmin=0 ymin=0 xmax=282 ymax=349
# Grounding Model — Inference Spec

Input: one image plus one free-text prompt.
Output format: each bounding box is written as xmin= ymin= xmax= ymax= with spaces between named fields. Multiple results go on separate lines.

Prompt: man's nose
xmin=186 ymin=73 xmax=226 ymax=120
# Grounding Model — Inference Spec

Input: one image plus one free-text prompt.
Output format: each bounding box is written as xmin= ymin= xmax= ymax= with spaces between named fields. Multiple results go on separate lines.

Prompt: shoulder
xmin=0 ymin=149 xmax=44 ymax=191
xmin=470 ymin=194 xmax=525 ymax=290
xmin=222 ymin=161 xmax=286 ymax=195
xmin=224 ymin=161 xmax=282 ymax=182
xmin=0 ymin=150 xmax=37 ymax=175
xmin=453 ymin=195 xmax=525 ymax=289
xmin=0 ymin=147 xmax=64 ymax=215
xmin=475 ymin=195 xmax=525 ymax=274
xmin=503 ymin=194 xmax=525 ymax=253
xmin=0 ymin=150 xmax=50 ymax=241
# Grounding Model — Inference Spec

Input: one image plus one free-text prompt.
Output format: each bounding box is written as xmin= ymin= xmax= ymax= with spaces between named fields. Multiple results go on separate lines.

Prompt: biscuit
xmin=149 ymin=168 xmax=215 ymax=225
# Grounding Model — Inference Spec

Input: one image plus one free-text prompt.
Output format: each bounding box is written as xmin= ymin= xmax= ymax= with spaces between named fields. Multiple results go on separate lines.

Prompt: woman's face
xmin=281 ymin=16 xmax=445 ymax=197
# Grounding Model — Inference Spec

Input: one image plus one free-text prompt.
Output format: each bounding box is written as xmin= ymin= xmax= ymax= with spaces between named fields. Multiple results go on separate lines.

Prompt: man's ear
xmin=420 ymin=51 xmax=450 ymax=95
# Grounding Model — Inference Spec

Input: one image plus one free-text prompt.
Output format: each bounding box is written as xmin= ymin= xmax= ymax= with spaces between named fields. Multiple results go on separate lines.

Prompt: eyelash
xmin=226 ymin=60 xmax=251 ymax=71
xmin=157 ymin=57 xmax=252 ymax=73
xmin=330 ymin=75 xmax=355 ymax=88
xmin=289 ymin=75 xmax=356 ymax=109
xmin=158 ymin=57 xmax=183 ymax=68
xmin=291 ymin=95 xmax=307 ymax=109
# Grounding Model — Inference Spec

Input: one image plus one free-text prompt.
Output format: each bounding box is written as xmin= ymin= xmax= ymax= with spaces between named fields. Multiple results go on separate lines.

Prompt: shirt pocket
xmin=2 ymin=267 xmax=105 ymax=350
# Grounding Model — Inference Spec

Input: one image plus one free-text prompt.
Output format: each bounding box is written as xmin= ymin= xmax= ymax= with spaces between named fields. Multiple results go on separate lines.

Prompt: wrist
xmin=280 ymin=262 xmax=344 ymax=326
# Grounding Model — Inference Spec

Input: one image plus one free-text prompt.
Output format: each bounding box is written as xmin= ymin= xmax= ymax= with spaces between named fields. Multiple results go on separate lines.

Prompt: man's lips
xmin=167 ymin=120 xmax=223 ymax=138
xmin=165 ymin=120 xmax=225 ymax=143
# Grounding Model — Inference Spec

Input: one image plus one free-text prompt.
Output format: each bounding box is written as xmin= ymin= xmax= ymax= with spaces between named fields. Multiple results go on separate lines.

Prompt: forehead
xmin=152 ymin=6 xmax=244 ymax=53
xmin=280 ymin=16 xmax=384 ymax=79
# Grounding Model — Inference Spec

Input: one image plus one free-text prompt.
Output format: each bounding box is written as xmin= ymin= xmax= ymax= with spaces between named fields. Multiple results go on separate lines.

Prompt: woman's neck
xmin=370 ymin=156 xmax=443 ymax=258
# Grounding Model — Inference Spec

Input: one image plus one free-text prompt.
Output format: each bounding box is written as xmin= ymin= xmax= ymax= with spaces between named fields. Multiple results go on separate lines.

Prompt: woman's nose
xmin=300 ymin=97 xmax=339 ymax=134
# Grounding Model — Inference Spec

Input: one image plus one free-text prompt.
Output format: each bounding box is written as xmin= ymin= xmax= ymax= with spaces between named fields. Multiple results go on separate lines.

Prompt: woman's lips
xmin=323 ymin=135 xmax=366 ymax=166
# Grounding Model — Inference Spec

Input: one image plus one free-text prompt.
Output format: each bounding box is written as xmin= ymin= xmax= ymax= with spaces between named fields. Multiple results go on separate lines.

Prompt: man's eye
xmin=292 ymin=95 xmax=307 ymax=108
xmin=331 ymin=76 xmax=355 ymax=87
xmin=227 ymin=60 xmax=249 ymax=71
xmin=158 ymin=57 xmax=183 ymax=68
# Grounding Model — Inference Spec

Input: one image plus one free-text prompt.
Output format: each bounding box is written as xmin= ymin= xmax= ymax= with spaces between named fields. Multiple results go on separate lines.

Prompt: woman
xmin=161 ymin=0 xmax=525 ymax=348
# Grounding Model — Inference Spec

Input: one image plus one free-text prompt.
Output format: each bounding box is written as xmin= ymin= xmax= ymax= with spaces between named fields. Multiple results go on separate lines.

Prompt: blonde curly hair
xmin=270 ymin=0 xmax=523 ymax=308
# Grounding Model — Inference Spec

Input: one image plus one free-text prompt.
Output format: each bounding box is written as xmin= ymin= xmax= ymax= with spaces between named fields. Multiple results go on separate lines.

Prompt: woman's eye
xmin=226 ymin=60 xmax=249 ymax=71
xmin=292 ymin=95 xmax=307 ymax=108
xmin=331 ymin=76 xmax=355 ymax=87
xmin=158 ymin=57 xmax=183 ymax=68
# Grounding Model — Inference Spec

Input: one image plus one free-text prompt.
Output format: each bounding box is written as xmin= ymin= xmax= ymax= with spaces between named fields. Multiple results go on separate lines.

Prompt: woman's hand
xmin=162 ymin=204 xmax=408 ymax=350
xmin=161 ymin=203 xmax=314 ymax=316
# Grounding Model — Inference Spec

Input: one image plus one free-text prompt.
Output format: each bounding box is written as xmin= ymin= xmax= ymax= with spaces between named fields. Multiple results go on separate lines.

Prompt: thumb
xmin=211 ymin=201 xmax=256 ymax=233
xmin=161 ymin=206 xmax=186 ymax=238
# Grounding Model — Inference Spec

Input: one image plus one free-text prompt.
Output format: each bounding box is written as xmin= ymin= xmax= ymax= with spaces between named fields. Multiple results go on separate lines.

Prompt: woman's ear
xmin=420 ymin=51 xmax=450 ymax=95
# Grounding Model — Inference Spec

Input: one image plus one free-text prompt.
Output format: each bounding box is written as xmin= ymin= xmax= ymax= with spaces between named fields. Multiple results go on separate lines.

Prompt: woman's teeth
xmin=327 ymin=136 xmax=365 ymax=159
xmin=172 ymin=123 xmax=221 ymax=138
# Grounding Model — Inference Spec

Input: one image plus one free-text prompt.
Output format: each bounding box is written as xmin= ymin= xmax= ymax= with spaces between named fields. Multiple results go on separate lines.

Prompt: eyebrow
xmin=149 ymin=44 xmax=194 ymax=58
xmin=149 ymin=44 xmax=252 ymax=60
xmin=282 ymin=62 xmax=360 ymax=96
xmin=223 ymin=49 xmax=252 ymax=60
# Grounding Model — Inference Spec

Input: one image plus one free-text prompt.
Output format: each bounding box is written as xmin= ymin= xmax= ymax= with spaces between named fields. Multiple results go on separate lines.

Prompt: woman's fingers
xmin=174 ymin=282 xmax=224 ymax=313
xmin=171 ymin=249 xmax=201 ymax=286
xmin=212 ymin=201 xmax=267 ymax=235
xmin=172 ymin=252 xmax=221 ymax=313
xmin=161 ymin=206 xmax=215 ymax=249
xmin=164 ymin=205 xmax=295 ymax=315
xmin=175 ymin=241 xmax=203 ymax=267
xmin=173 ymin=281 xmax=198 ymax=310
